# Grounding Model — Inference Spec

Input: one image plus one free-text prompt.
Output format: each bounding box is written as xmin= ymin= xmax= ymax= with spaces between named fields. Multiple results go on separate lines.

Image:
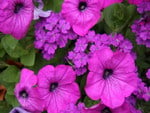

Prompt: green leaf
xmin=43 ymin=0 xmax=63 ymax=12
xmin=21 ymin=49 xmax=36 ymax=66
xmin=5 ymin=93 xmax=19 ymax=107
xmin=0 ymin=43 xmax=5 ymax=57
xmin=4 ymin=35 xmax=18 ymax=49
xmin=84 ymin=96 xmax=100 ymax=107
xmin=0 ymin=101 xmax=12 ymax=113
xmin=1 ymin=36 xmax=28 ymax=58
xmin=0 ymin=66 xmax=20 ymax=83
xmin=103 ymin=3 xmax=128 ymax=32
xmin=6 ymin=84 xmax=16 ymax=95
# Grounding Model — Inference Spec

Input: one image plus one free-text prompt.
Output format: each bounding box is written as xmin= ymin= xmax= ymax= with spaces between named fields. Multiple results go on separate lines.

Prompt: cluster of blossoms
xmin=10 ymin=48 xmax=141 ymax=113
xmin=134 ymin=78 xmax=150 ymax=101
xmin=131 ymin=1 xmax=150 ymax=47
xmin=133 ymin=69 xmax=150 ymax=102
xmin=0 ymin=0 xmax=149 ymax=113
xmin=12 ymin=65 xmax=80 ymax=113
xmin=34 ymin=12 xmax=77 ymax=60
xmin=68 ymin=31 xmax=134 ymax=75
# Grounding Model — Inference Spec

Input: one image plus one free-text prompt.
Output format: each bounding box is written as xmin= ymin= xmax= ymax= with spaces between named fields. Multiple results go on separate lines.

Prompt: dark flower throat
xmin=14 ymin=110 xmax=20 ymax=113
xmin=103 ymin=69 xmax=113 ymax=79
xmin=19 ymin=90 xmax=28 ymax=98
xmin=14 ymin=3 xmax=24 ymax=13
xmin=49 ymin=82 xmax=58 ymax=92
xmin=78 ymin=2 xmax=87 ymax=11
xmin=101 ymin=107 xmax=112 ymax=113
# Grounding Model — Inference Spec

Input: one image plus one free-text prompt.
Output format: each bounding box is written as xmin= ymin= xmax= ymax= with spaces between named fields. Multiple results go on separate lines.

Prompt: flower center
xmin=49 ymin=82 xmax=58 ymax=92
xmin=19 ymin=90 xmax=28 ymax=98
xmin=101 ymin=107 xmax=112 ymax=113
xmin=14 ymin=3 xmax=24 ymax=13
xmin=78 ymin=2 xmax=87 ymax=11
xmin=14 ymin=110 xmax=20 ymax=113
xmin=103 ymin=69 xmax=113 ymax=79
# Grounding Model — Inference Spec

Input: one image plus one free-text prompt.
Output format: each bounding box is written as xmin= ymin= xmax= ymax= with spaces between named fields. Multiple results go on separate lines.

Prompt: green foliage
xmin=0 ymin=66 xmax=20 ymax=83
xmin=21 ymin=49 xmax=36 ymax=66
xmin=84 ymin=96 xmax=100 ymax=107
xmin=0 ymin=101 xmax=12 ymax=113
xmin=1 ymin=35 xmax=28 ymax=58
xmin=43 ymin=0 xmax=63 ymax=12
xmin=103 ymin=3 xmax=138 ymax=33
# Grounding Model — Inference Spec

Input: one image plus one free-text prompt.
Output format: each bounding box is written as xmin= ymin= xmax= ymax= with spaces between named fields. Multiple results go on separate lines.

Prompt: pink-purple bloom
xmin=61 ymin=0 xmax=124 ymax=36
xmin=85 ymin=48 xmax=138 ymax=108
xmin=14 ymin=69 xmax=43 ymax=112
xmin=61 ymin=0 xmax=101 ymax=36
xmin=37 ymin=65 xmax=80 ymax=113
xmin=0 ymin=0 xmax=34 ymax=39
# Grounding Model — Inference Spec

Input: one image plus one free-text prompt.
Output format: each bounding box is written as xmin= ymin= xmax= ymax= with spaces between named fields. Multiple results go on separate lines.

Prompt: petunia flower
xmin=33 ymin=0 xmax=51 ymax=20
xmin=0 ymin=0 xmax=34 ymax=39
xmin=61 ymin=0 xmax=123 ymax=36
xmin=61 ymin=0 xmax=101 ymax=36
xmin=37 ymin=65 xmax=80 ymax=113
xmin=9 ymin=107 xmax=31 ymax=113
xmin=14 ymin=69 xmax=43 ymax=112
xmin=85 ymin=48 xmax=138 ymax=108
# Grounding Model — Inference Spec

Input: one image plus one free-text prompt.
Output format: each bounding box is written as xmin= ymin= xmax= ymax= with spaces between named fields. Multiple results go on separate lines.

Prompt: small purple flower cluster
xmin=68 ymin=31 xmax=134 ymax=75
xmin=131 ymin=2 xmax=150 ymax=48
xmin=134 ymin=78 xmax=150 ymax=101
xmin=34 ymin=12 xmax=77 ymax=60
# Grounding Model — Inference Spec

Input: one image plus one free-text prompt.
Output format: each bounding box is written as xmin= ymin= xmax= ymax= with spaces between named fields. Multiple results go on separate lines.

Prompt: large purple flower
xmin=15 ymin=69 xmax=43 ymax=112
xmin=61 ymin=0 xmax=101 ymax=36
xmin=85 ymin=48 xmax=138 ymax=108
xmin=0 ymin=0 xmax=34 ymax=39
xmin=37 ymin=65 xmax=80 ymax=113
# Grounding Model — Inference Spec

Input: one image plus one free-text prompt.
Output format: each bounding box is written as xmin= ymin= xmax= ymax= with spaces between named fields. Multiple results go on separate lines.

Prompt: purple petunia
xmin=61 ymin=0 xmax=123 ymax=36
xmin=14 ymin=69 xmax=43 ymax=112
xmin=0 ymin=0 xmax=34 ymax=39
xmin=61 ymin=0 xmax=101 ymax=36
xmin=37 ymin=65 xmax=80 ymax=113
xmin=85 ymin=48 xmax=138 ymax=108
